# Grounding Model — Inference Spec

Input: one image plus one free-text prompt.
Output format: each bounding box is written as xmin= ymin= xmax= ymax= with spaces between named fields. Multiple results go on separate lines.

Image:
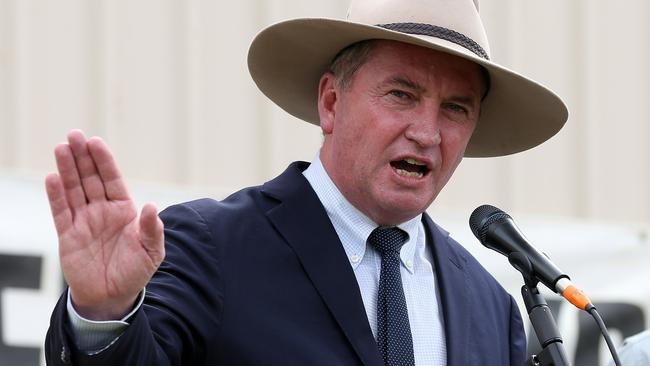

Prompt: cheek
xmin=446 ymin=121 xmax=476 ymax=149
xmin=329 ymin=125 xmax=373 ymax=178
xmin=340 ymin=121 xmax=388 ymax=160
xmin=440 ymin=126 xmax=474 ymax=169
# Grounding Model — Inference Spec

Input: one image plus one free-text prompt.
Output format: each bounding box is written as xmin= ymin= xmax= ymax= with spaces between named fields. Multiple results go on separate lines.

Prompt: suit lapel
xmin=423 ymin=214 xmax=470 ymax=366
xmin=261 ymin=163 xmax=472 ymax=365
xmin=262 ymin=162 xmax=383 ymax=366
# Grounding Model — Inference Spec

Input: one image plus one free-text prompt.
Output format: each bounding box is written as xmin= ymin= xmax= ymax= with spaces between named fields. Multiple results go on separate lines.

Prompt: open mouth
xmin=390 ymin=158 xmax=429 ymax=178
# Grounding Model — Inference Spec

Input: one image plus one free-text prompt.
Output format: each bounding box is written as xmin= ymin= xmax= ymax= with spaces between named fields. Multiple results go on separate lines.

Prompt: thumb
xmin=139 ymin=203 xmax=165 ymax=265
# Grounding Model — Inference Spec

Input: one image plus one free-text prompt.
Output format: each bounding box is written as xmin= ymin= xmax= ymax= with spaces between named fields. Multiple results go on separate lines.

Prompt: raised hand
xmin=45 ymin=130 xmax=165 ymax=320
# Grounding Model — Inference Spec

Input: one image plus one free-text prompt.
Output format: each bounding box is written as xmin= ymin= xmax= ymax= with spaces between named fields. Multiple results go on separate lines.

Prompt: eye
xmin=389 ymin=90 xmax=412 ymax=100
xmin=443 ymin=102 xmax=468 ymax=114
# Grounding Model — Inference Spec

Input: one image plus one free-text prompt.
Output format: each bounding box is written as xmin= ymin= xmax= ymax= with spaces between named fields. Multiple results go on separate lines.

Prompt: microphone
xmin=469 ymin=204 xmax=592 ymax=311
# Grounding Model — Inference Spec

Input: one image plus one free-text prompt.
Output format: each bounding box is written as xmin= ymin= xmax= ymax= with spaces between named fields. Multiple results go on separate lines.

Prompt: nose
xmin=404 ymin=106 xmax=442 ymax=147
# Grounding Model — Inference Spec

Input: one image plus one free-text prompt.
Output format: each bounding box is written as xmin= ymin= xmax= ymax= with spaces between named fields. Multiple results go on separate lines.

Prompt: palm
xmin=61 ymin=200 xmax=145 ymax=301
xmin=46 ymin=130 xmax=164 ymax=320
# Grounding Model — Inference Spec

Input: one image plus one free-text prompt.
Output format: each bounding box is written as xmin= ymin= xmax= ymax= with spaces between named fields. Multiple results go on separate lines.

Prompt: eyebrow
xmin=384 ymin=76 xmax=480 ymax=107
xmin=382 ymin=75 xmax=481 ymax=107
xmin=383 ymin=76 xmax=425 ymax=93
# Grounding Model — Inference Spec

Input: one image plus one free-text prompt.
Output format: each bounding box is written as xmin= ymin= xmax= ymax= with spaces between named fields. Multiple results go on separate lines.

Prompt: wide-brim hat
xmin=247 ymin=0 xmax=568 ymax=157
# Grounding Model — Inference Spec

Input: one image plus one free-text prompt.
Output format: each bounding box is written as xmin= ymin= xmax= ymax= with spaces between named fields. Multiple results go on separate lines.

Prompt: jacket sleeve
xmin=44 ymin=201 xmax=224 ymax=366
xmin=509 ymin=294 xmax=527 ymax=365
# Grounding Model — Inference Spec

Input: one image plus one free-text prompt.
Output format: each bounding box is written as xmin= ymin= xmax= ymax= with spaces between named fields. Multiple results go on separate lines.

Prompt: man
xmin=44 ymin=0 xmax=568 ymax=365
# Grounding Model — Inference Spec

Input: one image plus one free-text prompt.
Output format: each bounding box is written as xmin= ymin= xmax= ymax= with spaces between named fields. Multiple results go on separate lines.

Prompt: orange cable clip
xmin=562 ymin=285 xmax=592 ymax=310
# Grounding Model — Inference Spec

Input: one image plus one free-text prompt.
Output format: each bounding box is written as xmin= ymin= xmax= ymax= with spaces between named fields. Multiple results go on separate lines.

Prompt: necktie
xmin=368 ymin=227 xmax=415 ymax=366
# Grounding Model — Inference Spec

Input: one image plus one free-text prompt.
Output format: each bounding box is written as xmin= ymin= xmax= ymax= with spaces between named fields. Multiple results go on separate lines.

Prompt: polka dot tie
xmin=368 ymin=227 xmax=415 ymax=366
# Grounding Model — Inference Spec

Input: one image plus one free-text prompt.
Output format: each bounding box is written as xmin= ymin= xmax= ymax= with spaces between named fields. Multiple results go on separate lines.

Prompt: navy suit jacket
xmin=46 ymin=162 xmax=526 ymax=365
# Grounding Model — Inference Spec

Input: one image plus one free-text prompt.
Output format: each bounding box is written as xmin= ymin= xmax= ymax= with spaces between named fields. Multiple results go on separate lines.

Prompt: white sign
xmin=1 ymin=176 xmax=647 ymax=366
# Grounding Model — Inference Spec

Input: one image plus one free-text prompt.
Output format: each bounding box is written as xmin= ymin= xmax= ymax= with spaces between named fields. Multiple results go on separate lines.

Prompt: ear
xmin=317 ymin=72 xmax=338 ymax=135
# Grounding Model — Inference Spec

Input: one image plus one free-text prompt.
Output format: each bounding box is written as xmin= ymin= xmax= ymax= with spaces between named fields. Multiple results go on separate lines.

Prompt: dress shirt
xmin=67 ymin=156 xmax=447 ymax=364
xmin=303 ymin=155 xmax=447 ymax=365
xmin=66 ymin=288 xmax=144 ymax=353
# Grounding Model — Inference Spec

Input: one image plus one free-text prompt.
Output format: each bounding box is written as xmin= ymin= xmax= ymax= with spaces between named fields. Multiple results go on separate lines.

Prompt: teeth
xmin=395 ymin=168 xmax=424 ymax=178
xmin=404 ymin=158 xmax=426 ymax=166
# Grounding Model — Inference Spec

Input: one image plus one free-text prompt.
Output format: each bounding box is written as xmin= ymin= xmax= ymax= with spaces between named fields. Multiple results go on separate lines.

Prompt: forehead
xmin=357 ymin=40 xmax=484 ymax=89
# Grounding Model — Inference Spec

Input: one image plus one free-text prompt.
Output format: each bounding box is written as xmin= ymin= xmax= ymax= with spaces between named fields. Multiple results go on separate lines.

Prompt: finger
xmin=67 ymin=129 xmax=107 ymax=202
xmin=54 ymin=143 xmax=87 ymax=210
xmin=45 ymin=172 xmax=73 ymax=236
xmin=139 ymin=203 xmax=165 ymax=265
xmin=87 ymin=136 xmax=131 ymax=201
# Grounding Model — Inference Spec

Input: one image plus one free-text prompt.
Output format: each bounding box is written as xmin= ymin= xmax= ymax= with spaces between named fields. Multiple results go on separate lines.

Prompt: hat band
xmin=376 ymin=22 xmax=490 ymax=60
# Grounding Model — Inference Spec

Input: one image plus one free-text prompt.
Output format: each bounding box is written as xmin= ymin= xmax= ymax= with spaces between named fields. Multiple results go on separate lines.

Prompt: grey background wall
xmin=1 ymin=0 xmax=649 ymax=223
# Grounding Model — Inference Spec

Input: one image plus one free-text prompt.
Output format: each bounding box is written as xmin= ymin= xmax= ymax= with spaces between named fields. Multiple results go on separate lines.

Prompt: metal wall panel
xmin=1 ymin=0 xmax=649 ymax=223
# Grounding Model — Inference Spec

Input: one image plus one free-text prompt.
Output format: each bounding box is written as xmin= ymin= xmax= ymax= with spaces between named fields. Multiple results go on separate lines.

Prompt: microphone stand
xmin=508 ymin=253 xmax=571 ymax=366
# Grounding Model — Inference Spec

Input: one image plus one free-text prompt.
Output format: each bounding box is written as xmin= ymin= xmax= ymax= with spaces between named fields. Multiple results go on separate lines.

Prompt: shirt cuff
xmin=66 ymin=288 xmax=146 ymax=354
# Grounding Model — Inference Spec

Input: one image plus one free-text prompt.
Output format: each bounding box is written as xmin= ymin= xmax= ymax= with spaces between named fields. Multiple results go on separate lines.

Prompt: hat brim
xmin=248 ymin=18 xmax=568 ymax=157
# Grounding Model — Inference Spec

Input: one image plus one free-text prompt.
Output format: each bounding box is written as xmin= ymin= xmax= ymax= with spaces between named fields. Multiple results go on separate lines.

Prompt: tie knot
xmin=368 ymin=227 xmax=409 ymax=255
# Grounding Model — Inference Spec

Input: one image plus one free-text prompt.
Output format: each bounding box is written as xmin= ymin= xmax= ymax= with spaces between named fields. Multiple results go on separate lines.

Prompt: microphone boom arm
xmin=509 ymin=252 xmax=571 ymax=366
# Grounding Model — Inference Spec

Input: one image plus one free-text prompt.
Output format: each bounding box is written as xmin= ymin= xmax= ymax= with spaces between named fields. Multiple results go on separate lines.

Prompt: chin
xmin=375 ymin=201 xmax=430 ymax=225
xmin=365 ymin=186 xmax=436 ymax=223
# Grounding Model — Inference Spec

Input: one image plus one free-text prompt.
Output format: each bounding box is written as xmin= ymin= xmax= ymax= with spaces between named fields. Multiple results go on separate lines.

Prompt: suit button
xmin=61 ymin=345 xmax=71 ymax=364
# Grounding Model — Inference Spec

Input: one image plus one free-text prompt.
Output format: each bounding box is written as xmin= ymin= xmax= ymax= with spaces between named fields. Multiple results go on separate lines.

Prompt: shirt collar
xmin=303 ymin=154 xmax=421 ymax=273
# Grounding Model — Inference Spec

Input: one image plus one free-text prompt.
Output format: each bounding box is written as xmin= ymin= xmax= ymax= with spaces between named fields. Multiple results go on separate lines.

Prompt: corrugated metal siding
xmin=1 ymin=0 xmax=648 ymax=222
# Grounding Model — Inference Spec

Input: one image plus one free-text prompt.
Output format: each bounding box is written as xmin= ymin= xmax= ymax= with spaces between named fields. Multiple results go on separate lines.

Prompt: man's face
xmin=318 ymin=40 xmax=483 ymax=225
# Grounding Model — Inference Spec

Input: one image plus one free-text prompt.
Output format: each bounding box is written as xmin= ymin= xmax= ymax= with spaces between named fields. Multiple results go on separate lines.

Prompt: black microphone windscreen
xmin=469 ymin=204 xmax=512 ymax=244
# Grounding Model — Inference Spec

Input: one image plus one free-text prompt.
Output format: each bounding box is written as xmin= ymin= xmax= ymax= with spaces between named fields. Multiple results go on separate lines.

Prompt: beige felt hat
xmin=247 ymin=0 xmax=568 ymax=157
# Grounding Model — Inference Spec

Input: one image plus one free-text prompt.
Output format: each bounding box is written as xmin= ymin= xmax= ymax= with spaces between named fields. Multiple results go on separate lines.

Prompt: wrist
xmin=69 ymin=290 xmax=140 ymax=321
